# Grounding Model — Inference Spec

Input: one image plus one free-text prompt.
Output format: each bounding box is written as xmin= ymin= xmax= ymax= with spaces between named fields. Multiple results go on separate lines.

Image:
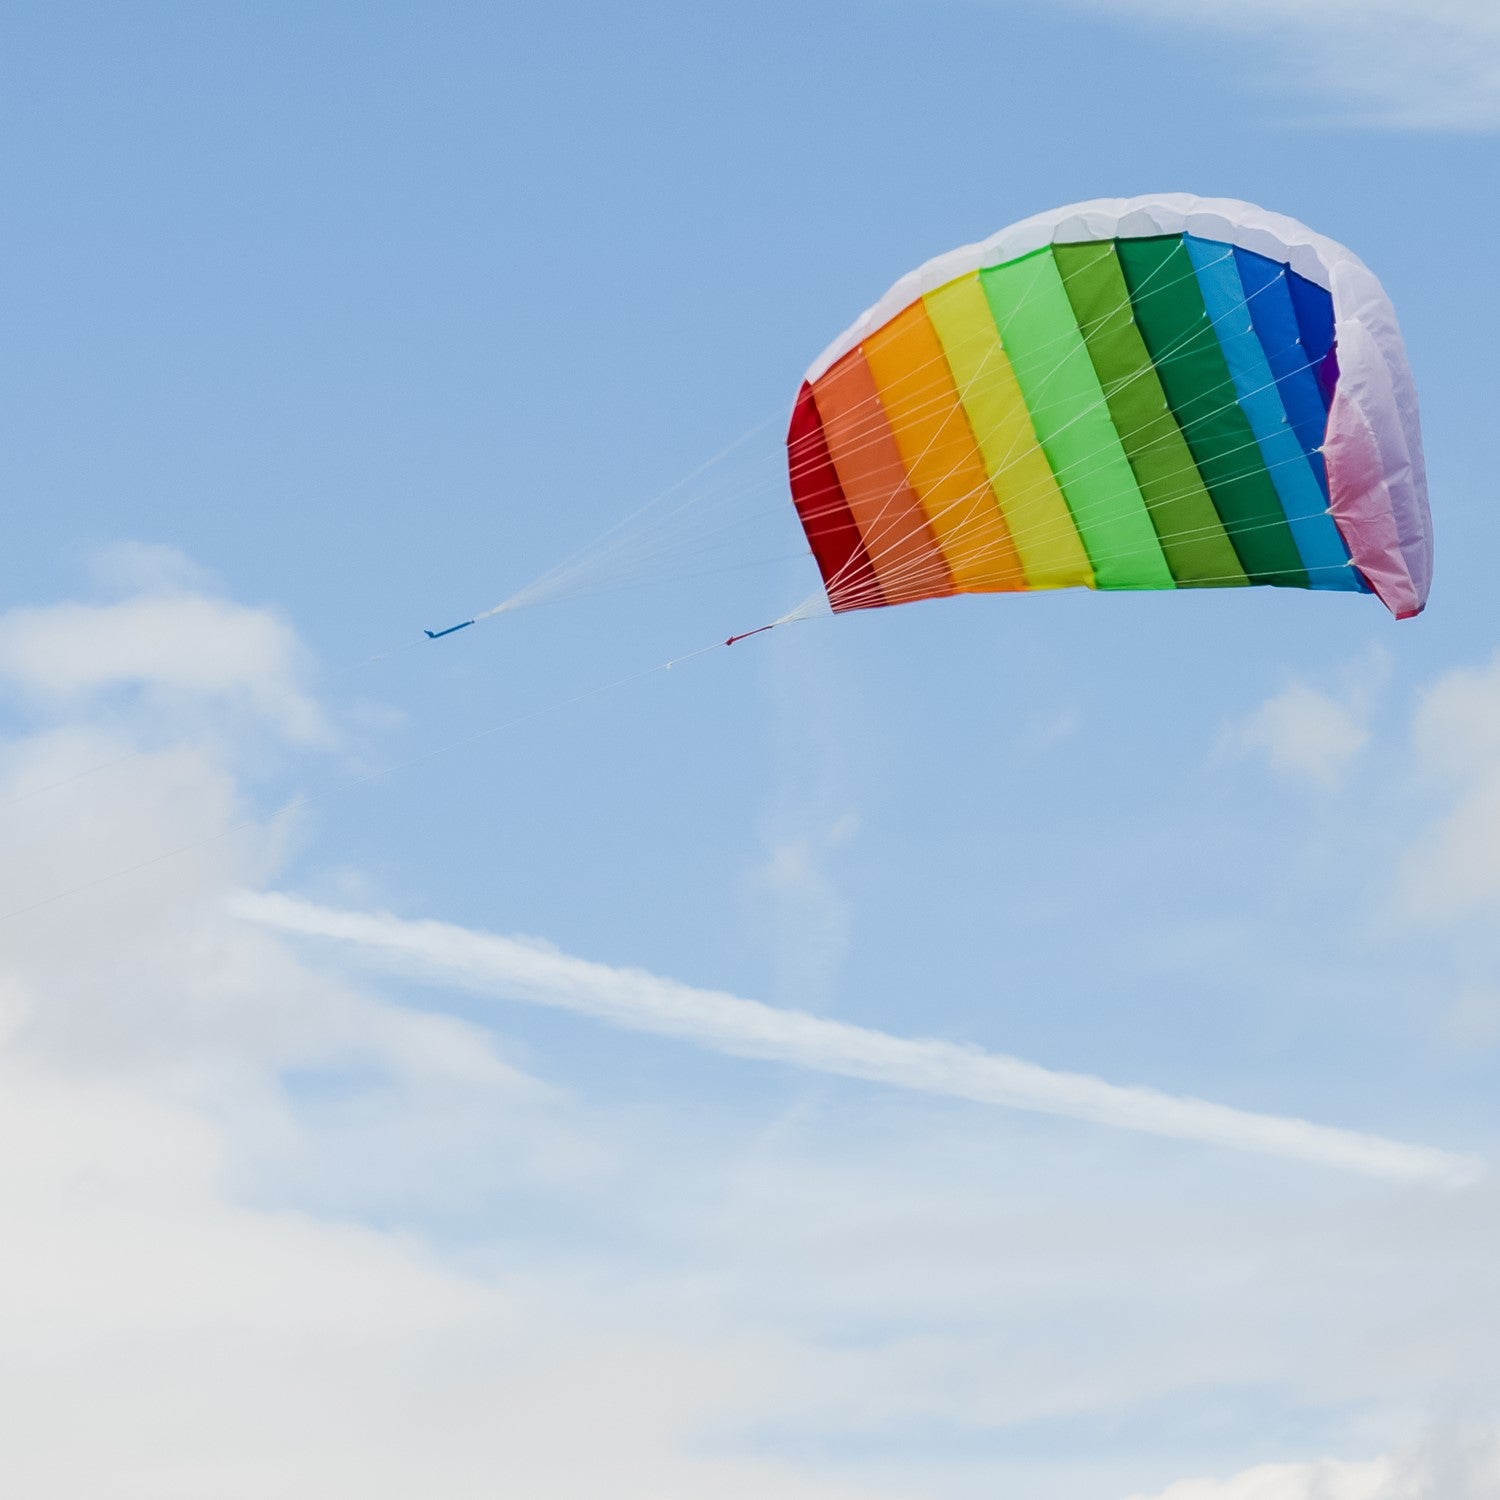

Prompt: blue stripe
xmin=1287 ymin=270 xmax=1337 ymax=409
xmin=1186 ymin=236 xmax=1356 ymax=591
xmin=1232 ymin=248 xmax=1331 ymax=488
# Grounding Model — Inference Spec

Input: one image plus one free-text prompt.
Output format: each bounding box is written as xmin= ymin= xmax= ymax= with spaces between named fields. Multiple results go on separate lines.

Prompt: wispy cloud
xmin=1068 ymin=0 xmax=1500 ymax=128
xmin=237 ymin=893 xmax=1481 ymax=1187
xmin=748 ymin=812 xmax=858 ymax=1011
xmin=88 ymin=542 xmax=218 ymax=598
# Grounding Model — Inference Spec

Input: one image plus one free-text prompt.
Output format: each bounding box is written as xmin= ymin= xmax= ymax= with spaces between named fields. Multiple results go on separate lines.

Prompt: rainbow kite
xmin=787 ymin=195 xmax=1431 ymax=620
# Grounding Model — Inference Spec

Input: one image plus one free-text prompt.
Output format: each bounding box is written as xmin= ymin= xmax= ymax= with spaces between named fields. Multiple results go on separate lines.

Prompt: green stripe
xmin=1053 ymin=242 xmax=1248 ymax=589
xmin=1115 ymin=236 xmax=1309 ymax=586
xmin=978 ymin=250 xmax=1173 ymax=591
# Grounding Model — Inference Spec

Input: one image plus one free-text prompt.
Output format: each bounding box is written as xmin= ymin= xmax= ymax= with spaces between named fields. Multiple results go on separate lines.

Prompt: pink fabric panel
xmin=1325 ymin=380 xmax=1419 ymax=618
xmin=1326 ymin=268 xmax=1432 ymax=616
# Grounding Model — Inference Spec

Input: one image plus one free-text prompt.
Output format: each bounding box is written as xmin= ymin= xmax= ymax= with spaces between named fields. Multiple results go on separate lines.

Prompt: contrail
xmin=237 ymin=891 xmax=1482 ymax=1189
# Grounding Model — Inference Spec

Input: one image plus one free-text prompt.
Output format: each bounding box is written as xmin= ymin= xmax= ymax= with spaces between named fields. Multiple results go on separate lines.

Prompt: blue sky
xmin=2 ymin=3 xmax=1499 ymax=1496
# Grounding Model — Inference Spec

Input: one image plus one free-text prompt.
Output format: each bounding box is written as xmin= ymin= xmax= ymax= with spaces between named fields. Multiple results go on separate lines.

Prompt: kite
xmin=787 ymin=195 xmax=1431 ymax=619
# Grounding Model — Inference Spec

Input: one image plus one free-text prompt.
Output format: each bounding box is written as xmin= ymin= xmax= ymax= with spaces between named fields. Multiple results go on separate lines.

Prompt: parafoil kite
xmin=787 ymin=195 xmax=1431 ymax=619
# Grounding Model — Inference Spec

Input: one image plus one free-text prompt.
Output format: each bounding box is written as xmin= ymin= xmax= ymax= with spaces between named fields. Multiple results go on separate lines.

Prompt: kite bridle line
xmin=422 ymin=239 xmax=1356 ymax=642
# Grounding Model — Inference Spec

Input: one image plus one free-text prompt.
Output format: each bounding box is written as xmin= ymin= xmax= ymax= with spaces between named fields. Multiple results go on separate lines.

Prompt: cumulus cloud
xmin=1413 ymin=652 xmax=1500 ymax=779
xmin=0 ymin=591 xmax=327 ymax=745
xmin=238 ymin=892 xmax=1480 ymax=1186
xmin=1226 ymin=655 xmax=1389 ymax=789
xmin=1227 ymin=682 xmax=1371 ymax=788
xmin=1066 ymin=0 xmax=1500 ymax=128
xmin=1403 ymin=773 xmax=1500 ymax=919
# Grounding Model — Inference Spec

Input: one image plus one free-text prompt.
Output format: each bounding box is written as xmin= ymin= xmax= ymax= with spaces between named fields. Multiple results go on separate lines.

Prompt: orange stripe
xmin=811 ymin=349 xmax=954 ymax=606
xmin=861 ymin=301 xmax=1026 ymax=593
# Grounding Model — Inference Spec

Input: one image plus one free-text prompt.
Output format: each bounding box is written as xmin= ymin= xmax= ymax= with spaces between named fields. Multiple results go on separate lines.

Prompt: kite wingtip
xmin=724 ymin=623 xmax=778 ymax=648
xmin=424 ymin=619 xmax=476 ymax=641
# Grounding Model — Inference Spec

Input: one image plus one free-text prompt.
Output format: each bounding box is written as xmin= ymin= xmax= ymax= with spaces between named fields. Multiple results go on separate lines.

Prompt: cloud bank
xmin=0 ymin=570 xmax=898 ymax=1500
xmin=4 ymin=557 xmax=1496 ymax=1496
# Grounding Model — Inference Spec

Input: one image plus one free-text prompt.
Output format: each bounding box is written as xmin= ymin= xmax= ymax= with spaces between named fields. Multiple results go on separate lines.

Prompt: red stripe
xmin=787 ymin=382 xmax=884 ymax=612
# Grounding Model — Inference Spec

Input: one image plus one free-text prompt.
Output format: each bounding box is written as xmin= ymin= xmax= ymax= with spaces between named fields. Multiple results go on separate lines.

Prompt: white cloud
xmin=0 ymin=592 xmax=326 ymax=745
xmin=1069 ymin=0 xmax=1500 ymax=128
xmin=3 ymin=566 xmax=1497 ymax=1496
xmin=1226 ymin=679 xmax=1373 ymax=788
xmin=0 ymin=583 xmax=901 ymax=1500
xmin=1128 ymin=1455 xmax=1393 ymax=1500
xmin=1131 ymin=1426 xmax=1500 ymax=1500
xmin=0 ymin=1064 xmax=884 ymax=1499
xmin=1401 ymin=652 xmax=1500 ymax=919
xmin=237 ymin=892 xmax=1480 ymax=1187
xmin=1403 ymin=772 xmax=1500 ymax=919
xmin=1413 ymin=652 xmax=1500 ymax=780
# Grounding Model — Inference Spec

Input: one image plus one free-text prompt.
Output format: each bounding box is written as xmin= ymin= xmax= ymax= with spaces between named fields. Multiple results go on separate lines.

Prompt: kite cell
xmin=787 ymin=195 xmax=1431 ymax=619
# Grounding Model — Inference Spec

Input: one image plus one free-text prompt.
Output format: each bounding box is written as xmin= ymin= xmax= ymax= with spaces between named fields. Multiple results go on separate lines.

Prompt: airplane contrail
xmin=236 ymin=891 xmax=1483 ymax=1189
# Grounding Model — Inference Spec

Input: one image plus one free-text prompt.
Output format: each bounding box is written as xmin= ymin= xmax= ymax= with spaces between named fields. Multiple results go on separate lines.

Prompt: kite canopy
xmin=787 ymin=195 xmax=1431 ymax=619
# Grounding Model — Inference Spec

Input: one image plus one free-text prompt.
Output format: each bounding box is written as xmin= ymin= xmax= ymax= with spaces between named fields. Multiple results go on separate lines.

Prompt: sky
xmin=1 ymin=2 xmax=1499 ymax=1496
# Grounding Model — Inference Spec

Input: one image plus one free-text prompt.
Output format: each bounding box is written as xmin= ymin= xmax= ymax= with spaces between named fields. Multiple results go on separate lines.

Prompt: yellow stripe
xmin=861 ymin=301 xmax=1025 ymax=593
xmin=923 ymin=273 xmax=1095 ymax=590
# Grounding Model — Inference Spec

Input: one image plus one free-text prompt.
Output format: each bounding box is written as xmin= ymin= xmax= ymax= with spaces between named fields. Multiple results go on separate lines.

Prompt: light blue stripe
xmin=1185 ymin=236 xmax=1357 ymax=592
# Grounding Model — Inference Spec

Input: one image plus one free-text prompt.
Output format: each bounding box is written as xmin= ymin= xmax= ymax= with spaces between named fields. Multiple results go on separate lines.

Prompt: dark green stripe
xmin=1115 ymin=236 xmax=1309 ymax=587
xmin=1053 ymin=242 xmax=1248 ymax=589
